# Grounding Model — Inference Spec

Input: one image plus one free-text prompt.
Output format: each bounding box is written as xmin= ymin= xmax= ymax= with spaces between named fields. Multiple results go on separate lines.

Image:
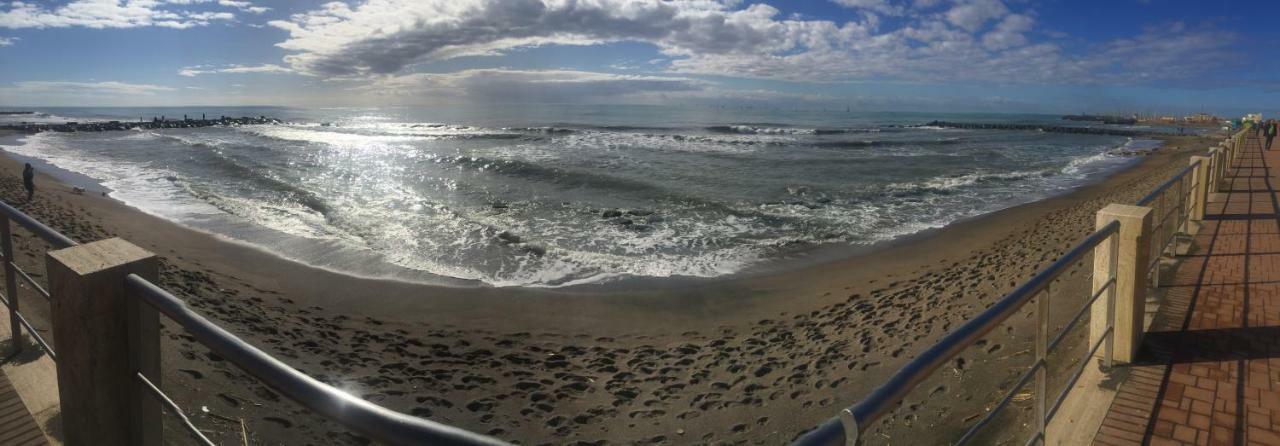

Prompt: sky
xmin=0 ymin=0 xmax=1278 ymax=116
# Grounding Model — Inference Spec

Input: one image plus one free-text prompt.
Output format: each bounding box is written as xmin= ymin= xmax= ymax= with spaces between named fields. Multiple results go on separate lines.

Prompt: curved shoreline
xmin=1 ymin=128 xmax=1146 ymax=294
xmin=0 ymin=129 xmax=1200 ymax=329
xmin=0 ymin=128 xmax=1222 ymax=445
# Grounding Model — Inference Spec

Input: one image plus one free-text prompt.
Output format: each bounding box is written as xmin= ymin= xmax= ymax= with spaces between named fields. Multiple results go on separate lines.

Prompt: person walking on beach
xmin=22 ymin=163 xmax=34 ymax=201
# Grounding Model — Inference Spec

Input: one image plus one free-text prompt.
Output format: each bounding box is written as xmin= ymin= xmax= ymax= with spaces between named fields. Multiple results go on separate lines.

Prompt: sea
xmin=0 ymin=105 xmax=1174 ymax=287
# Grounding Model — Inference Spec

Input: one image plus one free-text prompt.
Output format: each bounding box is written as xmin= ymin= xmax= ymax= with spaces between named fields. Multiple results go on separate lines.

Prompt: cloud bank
xmin=266 ymin=0 xmax=1237 ymax=87
xmin=0 ymin=0 xmax=265 ymax=29
xmin=355 ymin=69 xmax=707 ymax=102
xmin=179 ymin=63 xmax=293 ymax=76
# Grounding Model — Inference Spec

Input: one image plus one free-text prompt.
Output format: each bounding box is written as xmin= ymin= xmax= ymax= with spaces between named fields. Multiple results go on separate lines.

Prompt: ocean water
xmin=0 ymin=105 xmax=1162 ymax=287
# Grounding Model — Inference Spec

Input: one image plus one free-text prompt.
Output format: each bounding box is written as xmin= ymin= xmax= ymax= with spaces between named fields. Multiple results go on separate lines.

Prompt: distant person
xmin=1267 ymin=120 xmax=1278 ymax=151
xmin=22 ymin=163 xmax=34 ymax=201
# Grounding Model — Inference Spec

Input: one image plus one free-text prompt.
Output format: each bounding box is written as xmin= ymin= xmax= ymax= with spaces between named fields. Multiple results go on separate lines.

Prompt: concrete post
xmin=1206 ymin=148 xmax=1221 ymax=194
xmin=1217 ymin=146 xmax=1227 ymax=190
xmin=1189 ymin=155 xmax=1210 ymax=225
xmin=1218 ymin=146 xmax=1229 ymax=191
xmin=46 ymin=238 xmax=161 ymax=446
xmin=1091 ymin=204 xmax=1152 ymax=364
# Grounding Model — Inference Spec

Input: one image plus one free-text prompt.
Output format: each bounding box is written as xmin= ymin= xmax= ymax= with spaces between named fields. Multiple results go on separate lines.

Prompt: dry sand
xmin=0 ymin=129 xmax=1219 ymax=445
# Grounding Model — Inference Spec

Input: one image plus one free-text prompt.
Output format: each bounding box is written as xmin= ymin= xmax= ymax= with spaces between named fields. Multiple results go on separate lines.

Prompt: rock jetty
xmin=1061 ymin=114 xmax=1138 ymax=125
xmin=922 ymin=120 xmax=1161 ymax=137
xmin=0 ymin=116 xmax=281 ymax=134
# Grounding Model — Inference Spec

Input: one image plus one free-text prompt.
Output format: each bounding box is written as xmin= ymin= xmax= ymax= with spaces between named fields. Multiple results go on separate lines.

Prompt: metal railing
xmin=794 ymin=220 xmax=1121 ymax=446
xmin=797 ymin=139 xmax=1232 ymax=445
xmin=1135 ymin=160 xmax=1199 ymax=289
xmin=0 ymin=199 xmax=76 ymax=361
xmin=0 ymin=201 xmax=509 ymax=445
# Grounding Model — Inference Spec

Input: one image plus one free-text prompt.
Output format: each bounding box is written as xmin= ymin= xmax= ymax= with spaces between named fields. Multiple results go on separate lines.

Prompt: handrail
xmin=0 ymin=198 xmax=73 ymax=362
xmin=793 ymin=220 xmax=1120 ymax=446
xmin=1136 ymin=161 xmax=1198 ymax=206
xmin=0 ymin=200 xmax=77 ymax=248
xmin=124 ymin=274 xmax=511 ymax=446
xmin=0 ymin=197 xmax=506 ymax=445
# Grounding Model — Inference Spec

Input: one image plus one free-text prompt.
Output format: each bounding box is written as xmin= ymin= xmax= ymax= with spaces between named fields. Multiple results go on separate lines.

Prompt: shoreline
xmin=0 ymin=129 xmax=1149 ymax=293
xmin=0 ymin=128 xmax=1222 ymax=444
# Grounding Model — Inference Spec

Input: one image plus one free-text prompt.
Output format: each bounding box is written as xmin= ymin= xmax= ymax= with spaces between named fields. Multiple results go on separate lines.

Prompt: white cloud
xmin=945 ymin=0 xmax=1008 ymax=32
xmin=831 ymin=0 xmax=905 ymax=16
xmin=981 ymin=13 xmax=1032 ymax=50
xmin=0 ymin=36 xmax=16 ymax=46
xmin=0 ymin=81 xmax=176 ymax=100
xmin=179 ymin=63 xmax=295 ymax=76
xmin=217 ymin=0 xmax=268 ymax=15
xmin=0 ymin=0 xmax=238 ymax=29
xmin=356 ymin=68 xmax=706 ymax=102
xmin=270 ymin=1 xmax=828 ymax=77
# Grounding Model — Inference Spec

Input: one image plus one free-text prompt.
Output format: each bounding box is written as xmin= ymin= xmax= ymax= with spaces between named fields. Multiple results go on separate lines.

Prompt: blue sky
xmin=0 ymin=0 xmax=1277 ymax=116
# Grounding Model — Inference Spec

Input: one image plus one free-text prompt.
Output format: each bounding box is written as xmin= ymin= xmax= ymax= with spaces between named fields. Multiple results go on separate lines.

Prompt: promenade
xmin=1094 ymin=131 xmax=1280 ymax=445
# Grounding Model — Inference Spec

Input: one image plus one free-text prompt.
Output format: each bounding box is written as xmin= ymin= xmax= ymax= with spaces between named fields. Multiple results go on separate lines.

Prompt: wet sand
xmin=0 ymin=129 xmax=1220 ymax=445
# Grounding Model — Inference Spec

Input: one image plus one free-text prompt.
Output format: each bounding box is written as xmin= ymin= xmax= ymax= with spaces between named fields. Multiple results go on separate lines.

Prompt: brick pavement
xmin=1093 ymin=132 xmax=1280 ymax=446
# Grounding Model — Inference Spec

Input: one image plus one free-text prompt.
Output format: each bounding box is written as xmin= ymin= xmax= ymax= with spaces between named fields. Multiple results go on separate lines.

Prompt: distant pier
xmin=1061 ymin=114 xmax=1138 ymax=125
xmin=0 ymin=116 xmax=282 ymax=134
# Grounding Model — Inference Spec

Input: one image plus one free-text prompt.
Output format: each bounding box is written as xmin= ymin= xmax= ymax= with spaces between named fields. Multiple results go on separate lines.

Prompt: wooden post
xmin=1091 ymin=204 xmax=1152 ymax=364
xmin=46 ymin=238 xmax=161 ymax=446
xmin=0 ymin=217 xmax=19 ymax=356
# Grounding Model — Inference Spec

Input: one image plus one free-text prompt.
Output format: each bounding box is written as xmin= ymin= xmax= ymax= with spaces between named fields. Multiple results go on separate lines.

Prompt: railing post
xmin=1091 ymin=204 xmax=1152 ymax=364
xmin=46 ymin=238 xmax=161 ymax=446
xmin=1104 ymin=229 xmax=1118 ymax=369
xmin=0 ymin=216 xmax=19 ymax=357
xmin=1035 ymin=284 xmax=1049 ymax=444
xmin=1231 ymin=136 xmax=1239 ymax=165
xmin=1207 ymin=147 xmax=1221 ymax=194
xmin=1188 ymin=156 xmax=1210 ymax=229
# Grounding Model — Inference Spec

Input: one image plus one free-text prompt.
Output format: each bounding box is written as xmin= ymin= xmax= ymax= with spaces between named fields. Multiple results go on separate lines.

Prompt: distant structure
xmin=1183 ymin=112 xmax=1219 ymax=124
xmin=1061 ymin=114 xmax=1138 ymax=125
xmin=0 ymin=116 xmax=281 ymax=133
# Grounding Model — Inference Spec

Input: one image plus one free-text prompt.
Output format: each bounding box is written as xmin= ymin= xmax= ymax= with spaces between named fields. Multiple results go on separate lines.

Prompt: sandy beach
xmin=0 ymin=129 xmax=1220 ymax=445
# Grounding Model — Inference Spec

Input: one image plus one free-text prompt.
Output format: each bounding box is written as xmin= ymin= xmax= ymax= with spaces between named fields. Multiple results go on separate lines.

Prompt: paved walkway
xmin=0 ymin=368 xmax=47 ymax=446
xmin=1094 ymin=132 xmax=1280 ymax=445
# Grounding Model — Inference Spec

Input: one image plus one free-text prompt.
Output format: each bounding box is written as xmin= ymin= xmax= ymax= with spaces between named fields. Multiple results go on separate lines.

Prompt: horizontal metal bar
xmin=136 ymin=372 xmax=216 ymax=446
xmin=10 ymin=262 xmax=50 ymax=300
xmin=0 ymin=290 xmax=55 ymax=360
xmin=1046 ymin=326 xmax=1113 ymax=422
xmin=124 ymin=274 xmax=510 ymax=446
xmin=0 ymin=201 xmax=77 ymax=248
xmin=1046 ymin=277 xmax=1114 ymax=353
xmin=792 ymin=221 xmax=1120 ymax=446
xmin=956 ymin=359 xmax=1044 ymax=445
xmin=1136 ymin=162 xmax=1198 ymax=206
xmin=12 ymin=308 xmax=55 ymax=361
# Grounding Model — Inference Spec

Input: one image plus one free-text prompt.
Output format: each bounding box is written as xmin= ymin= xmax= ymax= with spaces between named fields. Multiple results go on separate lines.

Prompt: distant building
xmin=1245 ymin=113 xmax=1263 ymax=123
xmin=1183 ymin=113 xmax=1218 ymax=123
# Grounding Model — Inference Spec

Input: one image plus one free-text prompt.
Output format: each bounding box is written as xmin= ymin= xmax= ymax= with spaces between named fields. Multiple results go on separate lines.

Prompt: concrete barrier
xmin=1091 ymin=204 xmax=1152 ymax=363
xmin=46 ymin=238 xmax=160 ymax=446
